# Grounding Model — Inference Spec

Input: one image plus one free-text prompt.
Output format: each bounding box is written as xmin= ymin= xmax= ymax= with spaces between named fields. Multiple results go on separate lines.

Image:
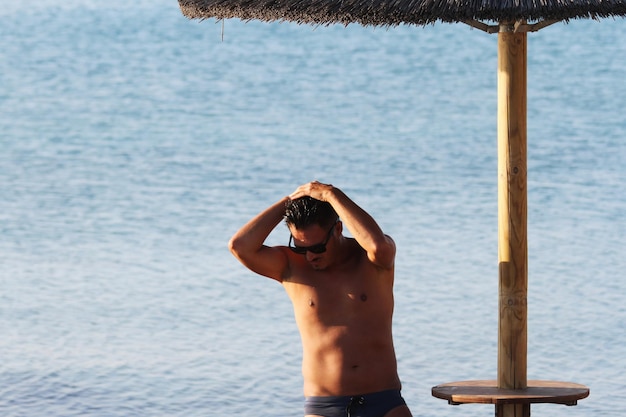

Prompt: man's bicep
xmin=368 ymin=235 xmax=396 ymax=270
xmin=235 ymin=245 xmax=290 ymax=282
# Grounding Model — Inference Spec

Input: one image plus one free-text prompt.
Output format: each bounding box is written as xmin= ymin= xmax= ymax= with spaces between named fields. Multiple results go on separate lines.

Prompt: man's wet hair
xmin=285 ymin=197 xmax=339 ymax=229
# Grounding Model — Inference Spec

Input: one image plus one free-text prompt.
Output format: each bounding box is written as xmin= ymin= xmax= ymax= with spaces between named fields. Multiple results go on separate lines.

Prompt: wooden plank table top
xmin=432 ymin=380 xmax=589 ymax=406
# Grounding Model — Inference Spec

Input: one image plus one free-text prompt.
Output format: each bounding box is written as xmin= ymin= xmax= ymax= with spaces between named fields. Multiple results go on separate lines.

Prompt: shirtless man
xmin=228 ymin=181 xmax=412 ymax=417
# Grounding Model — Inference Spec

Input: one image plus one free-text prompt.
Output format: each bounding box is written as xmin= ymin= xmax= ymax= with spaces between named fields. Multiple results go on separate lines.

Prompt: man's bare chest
xmin=287 ymin=272 xmax=391 ymax=325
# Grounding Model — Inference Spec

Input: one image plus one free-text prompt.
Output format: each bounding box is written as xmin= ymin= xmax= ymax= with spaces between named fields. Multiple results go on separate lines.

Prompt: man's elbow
xmin=228 ymin=235 xmax=243 ymax=257
xmin=228 ymin=236 xmax=259 ymax=264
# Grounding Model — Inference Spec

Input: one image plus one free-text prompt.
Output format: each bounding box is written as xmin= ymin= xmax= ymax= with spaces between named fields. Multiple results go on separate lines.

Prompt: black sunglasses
xmin=288 ymin=224 xmax=336 ymax=255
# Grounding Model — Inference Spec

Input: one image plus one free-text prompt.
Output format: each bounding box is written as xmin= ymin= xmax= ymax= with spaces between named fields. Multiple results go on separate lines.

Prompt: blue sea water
xmin=1 ymin=1 xmax=625 ymax=416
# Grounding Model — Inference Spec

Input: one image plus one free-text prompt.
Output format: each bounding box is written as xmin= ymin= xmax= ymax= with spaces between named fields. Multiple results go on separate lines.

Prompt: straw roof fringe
xmin=179 ymin=0 xmax=626 ymax=26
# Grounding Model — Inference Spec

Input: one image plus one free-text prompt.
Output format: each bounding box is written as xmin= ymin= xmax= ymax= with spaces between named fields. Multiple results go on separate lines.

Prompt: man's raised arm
xmin=228 ymin=196 xmax=291 ymax=282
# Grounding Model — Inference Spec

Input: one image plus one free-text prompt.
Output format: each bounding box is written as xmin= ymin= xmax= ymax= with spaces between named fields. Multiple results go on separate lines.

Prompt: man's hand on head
xmin=289 ymin=181 xmax=335 ymax=202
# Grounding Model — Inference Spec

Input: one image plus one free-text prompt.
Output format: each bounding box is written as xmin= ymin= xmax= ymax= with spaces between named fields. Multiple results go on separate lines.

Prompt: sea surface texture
xmin=1 ymin=1 xmax=625 ymax=416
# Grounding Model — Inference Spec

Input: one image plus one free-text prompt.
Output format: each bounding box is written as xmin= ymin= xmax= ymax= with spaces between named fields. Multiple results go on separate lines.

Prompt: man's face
xmin=288 ymin=223 xmax=336 ymax=270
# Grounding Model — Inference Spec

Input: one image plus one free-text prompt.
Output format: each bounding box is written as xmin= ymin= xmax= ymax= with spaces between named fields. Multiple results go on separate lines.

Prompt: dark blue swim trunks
xmin=304 ymin=389 xmax=406 ymax=417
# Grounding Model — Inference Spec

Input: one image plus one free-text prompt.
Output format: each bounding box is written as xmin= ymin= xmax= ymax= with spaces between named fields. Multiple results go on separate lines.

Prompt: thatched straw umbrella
xmin=179 ymin=0 xmax=625 ymax=25
xmin=179 ymin=1 xmax=625 ymax=416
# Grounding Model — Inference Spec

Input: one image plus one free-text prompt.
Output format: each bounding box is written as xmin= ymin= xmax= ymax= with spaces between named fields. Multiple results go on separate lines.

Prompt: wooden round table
xmin=432 ymin=380 xmax=589 ymax=406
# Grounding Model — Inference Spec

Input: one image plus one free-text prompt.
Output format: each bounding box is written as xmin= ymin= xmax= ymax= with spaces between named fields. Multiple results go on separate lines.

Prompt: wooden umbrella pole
xmin=497 ymin=23 xmax=529 ymax=417
xmin=432 ymin=20 xmax=587 ymax=414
